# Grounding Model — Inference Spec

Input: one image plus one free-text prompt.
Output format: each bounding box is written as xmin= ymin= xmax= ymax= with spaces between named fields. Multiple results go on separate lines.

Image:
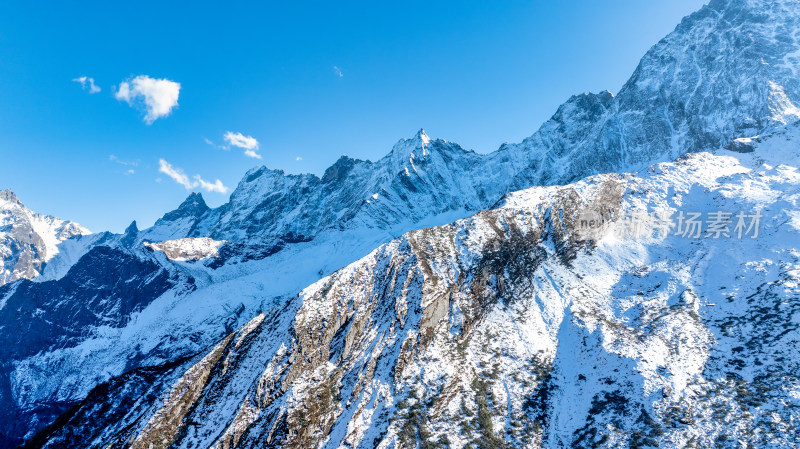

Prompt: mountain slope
xmin=30 ymin=121 xmax=800 ymax=448
xmin=0 ymin=190 xmax=89 ymax=286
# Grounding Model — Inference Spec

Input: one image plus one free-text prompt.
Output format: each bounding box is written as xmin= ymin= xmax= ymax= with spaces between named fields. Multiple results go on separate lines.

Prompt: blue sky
xmin=0 ymin=0 xmax=707 ymax=233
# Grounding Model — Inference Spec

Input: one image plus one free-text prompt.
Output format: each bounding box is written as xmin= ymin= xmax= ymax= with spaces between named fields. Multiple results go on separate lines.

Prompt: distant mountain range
xmin=2 ymin=0 xmax=800 ymax=447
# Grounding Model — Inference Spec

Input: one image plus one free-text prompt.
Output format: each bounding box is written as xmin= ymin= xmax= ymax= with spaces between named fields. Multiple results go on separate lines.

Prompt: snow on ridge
xmin=0 ymin=190 xmax=90 ymax=285
xmin=143 ymin=237 xmax=226 ymax=261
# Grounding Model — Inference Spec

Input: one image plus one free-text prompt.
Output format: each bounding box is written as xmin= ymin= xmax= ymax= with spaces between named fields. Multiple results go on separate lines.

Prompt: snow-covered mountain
xmin=0 ymin=190 xmax=89 ymax=286
xmin=505 ymin=0 xmax=800 ymax=186
xmin=27 ymin=120 xmax=800 ymax=449
xmin=140 ymin=0 xmax=800 ymax=248
xmin=3 ymin=0 xmax=800 ymax=447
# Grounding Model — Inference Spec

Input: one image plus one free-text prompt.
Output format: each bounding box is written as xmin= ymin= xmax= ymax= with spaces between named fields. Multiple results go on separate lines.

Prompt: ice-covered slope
xmin=0 ymin=190 xmax=89 ymax=286
xmin=5 ymin=0 xmax=800 ymax=446
xmin=31 ymin=121 xmax=800 ymax=448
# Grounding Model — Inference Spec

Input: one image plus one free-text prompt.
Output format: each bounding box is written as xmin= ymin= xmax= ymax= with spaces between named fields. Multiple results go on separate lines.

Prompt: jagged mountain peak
xmin=177 ymin=192 xmax=208 ymax=213
xmin=136 ymin=127 xmax=488 ymax=243
xmin=120 ymin=221 xmax=139 ymax=247
xmin=0 ymin=190 xmax=89 ymax=286
xmin=0 ymin=189 xmax=22 ymax=206
xmin=617 ymin=0 xmax=800 ymax=132
xmin=143 ymin=192 xmax=212 ymax=242
xmin=505 ymin=0 xmax=800 ymax=188
xmin=321 ymin=155 xmax=361 ymax=183
xmin=124 ymin=220 xmax=138 ymax=234
xmin=388 ymin=128 xmax=437 ymax=166
xmin=414 ymin=127 xmax=430 ymax=143
xmin=156 ymin=192 xmax=209 ymax=223
xmin=544 ymin=90 xmax=615 ymax=134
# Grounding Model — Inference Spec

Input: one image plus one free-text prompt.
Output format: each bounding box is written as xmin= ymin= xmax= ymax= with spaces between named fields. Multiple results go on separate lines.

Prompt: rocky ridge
xmin=0 ymin=190 xmax=89 ymax=286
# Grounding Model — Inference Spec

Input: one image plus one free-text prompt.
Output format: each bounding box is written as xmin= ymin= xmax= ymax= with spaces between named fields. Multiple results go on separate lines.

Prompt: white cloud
xmin=194 ymin=176 xmax=228 ymax=193
xmin=244 ymin=149 xmax=262 ymax=159
xmin=126 ymin=169 xmax=135 ymax=175
xmin=224 ymin=131 xmax=258 ymax=150
xmin=158 ymin=159 xmax=193 ymax=189
xmin=333 ymin=66 xmax=343 ymax=77
xmin=224 ymin=131 xmax=261 ymax=158
xmin=158 ymin=159 xmax=229 ymax=194
xmin=296 ymin=156 xmax=302 ymax=161
xmin=73 ymin=76 xmax=101 ymax=94
xmin=115 ymin=75 xmax=180 ymax=124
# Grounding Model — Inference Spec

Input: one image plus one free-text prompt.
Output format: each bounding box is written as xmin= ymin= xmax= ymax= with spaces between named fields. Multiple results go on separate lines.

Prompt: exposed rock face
xmin=4 ymin=0 xmax=800 ymax=446
xmin=0 ymin=190 xmax=89 ymax=286
xmin=27 ymin=127 xmax=800 ymax=448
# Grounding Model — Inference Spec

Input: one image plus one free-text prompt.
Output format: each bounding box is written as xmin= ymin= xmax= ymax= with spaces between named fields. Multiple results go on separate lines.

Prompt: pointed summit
xmin=124 ymin=220 xmax=139 ymax=235
xmin=177 ymin=192 xmax=209 ymax=215
xmin=414 ymin=128 xmax=430 ymax=144
xmin=158 ymin=192 xmax=209 ymax=223
xmin=120 ymin=220 xmax=139 ymax=247
xmin=0 ymin=189 xmax=22 ymax=206
xmin=390 ymin=128 xmax=434 ymax=168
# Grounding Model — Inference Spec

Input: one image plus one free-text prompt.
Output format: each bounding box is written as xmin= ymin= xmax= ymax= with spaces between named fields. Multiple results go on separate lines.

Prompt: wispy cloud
xmin=158 ymin=159 xmax=229 ymax=194
xmin=158 ymin=159 xmax=193 ymax=189
xmin=333 ymin=66 xmax=343 ymax=78
xmin=194 ymin=177 xmax=228 ymax=193
xmin=224 ymin=131 xmax=261 ymax=159
xmin=126 ymin=169 xmax=135 ymax=175
xmin=73 ymin=76 xmax=101 ymax=94
xmin=115 ymin=75 xmax=180 ymax=124
xmin=109 ymin=154 xmax=138 ymax=167
xmin=203 ymin=137 xmax=227 ymax=150
xmin=296 ymin=156 xmax=302 ymax=161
